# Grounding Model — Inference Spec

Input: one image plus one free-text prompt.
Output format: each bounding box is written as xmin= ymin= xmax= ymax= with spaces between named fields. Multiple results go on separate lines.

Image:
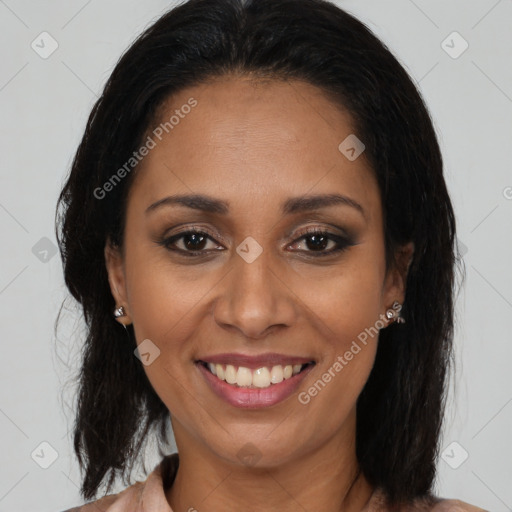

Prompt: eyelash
xmin=157 ymin=226 xmax=355 ymax=258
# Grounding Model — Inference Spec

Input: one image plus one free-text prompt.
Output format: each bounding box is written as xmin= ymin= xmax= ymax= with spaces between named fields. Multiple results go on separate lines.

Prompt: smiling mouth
xmin=197 ymin=361 xmax=315 ymax=389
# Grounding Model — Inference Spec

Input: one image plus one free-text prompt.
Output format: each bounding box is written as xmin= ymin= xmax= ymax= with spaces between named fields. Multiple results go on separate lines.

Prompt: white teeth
xmin=253 ymin=367 xmax=271 ymax=388
xmin=270 ymin=365 xmax=284 ymax=384
xmin=205 ymin=362 xmax=308 ymax=388
xmin=236 ymin=366 xmax=252 ymax=387
xmin=225 ymin=364 xmax=237 ymax=384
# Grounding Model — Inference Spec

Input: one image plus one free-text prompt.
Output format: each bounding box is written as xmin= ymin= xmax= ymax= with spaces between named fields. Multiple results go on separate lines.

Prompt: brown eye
xmin=181 ymin=232 xmax=208 ymax=251
xmin=302 ymin=233 xmax=332 ymax=251
xmin=288 ymin=228 xmax=355 ymax=256
xmin=160 ymin=229 xmax=224 ymax=255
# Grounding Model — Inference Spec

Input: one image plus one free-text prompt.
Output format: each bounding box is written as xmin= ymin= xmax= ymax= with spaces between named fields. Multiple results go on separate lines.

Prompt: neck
xmin=165 ymin=410 xmax=374 ymax=512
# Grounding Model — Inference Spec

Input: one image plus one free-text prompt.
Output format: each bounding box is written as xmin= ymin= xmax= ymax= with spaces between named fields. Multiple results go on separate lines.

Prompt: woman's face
xmin=106 ymin=75 xmax=411 ymax=468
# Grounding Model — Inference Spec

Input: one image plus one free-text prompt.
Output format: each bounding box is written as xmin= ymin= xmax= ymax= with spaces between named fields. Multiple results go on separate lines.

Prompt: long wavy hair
xmin=56 ymin=0 xmax=460 ymax=505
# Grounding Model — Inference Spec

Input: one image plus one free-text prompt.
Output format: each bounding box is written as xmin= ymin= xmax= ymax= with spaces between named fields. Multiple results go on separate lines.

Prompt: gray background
xmin=0 ymin=1 xmax=511 ymax=510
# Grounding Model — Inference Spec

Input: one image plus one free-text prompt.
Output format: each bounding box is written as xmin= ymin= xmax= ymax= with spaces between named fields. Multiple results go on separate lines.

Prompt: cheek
xmin=294 ymin=271 xmax=382 ymax=434
xmin=121 ymin=245 xmax=205 ymax=413
xmin=295 ymin=251 xmax=385 ymax=345
xmin=292 ymin=249 xmax=384 ymax=406
xmin=123 ymin=240 xmax=213 ymax=342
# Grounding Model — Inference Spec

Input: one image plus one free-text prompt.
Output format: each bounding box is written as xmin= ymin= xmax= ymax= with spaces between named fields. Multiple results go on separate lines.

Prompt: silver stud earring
xmin=385 ymin=301 xmax=405 ymax=324
xmin=114 ymin=306 xmax=126 ymax=318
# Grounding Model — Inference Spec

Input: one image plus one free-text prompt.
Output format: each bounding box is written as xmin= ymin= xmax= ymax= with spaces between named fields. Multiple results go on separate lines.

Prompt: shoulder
xmin=430 ymin=498 xmax=489 ymax=512
xmin=370 ymin=488 xmax=488 ymax=512
xmin=58 ymin=453 xmax=179 ymax=512
xmin=59 ymin=486 xmax=140 ymax=512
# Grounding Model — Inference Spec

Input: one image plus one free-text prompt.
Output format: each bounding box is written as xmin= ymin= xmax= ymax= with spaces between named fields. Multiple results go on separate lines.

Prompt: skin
xmin=105 ymin=75 xmax=414 ymax=512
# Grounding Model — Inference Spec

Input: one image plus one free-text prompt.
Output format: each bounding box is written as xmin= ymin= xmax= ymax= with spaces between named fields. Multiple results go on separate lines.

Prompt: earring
xmin=114 ymin=305 xmax=126 ymax=318
xmin=385 ymin=301 xmax=405 ymax=324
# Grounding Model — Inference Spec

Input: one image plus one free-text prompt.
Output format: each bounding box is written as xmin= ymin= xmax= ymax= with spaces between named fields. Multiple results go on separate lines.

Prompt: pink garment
xmin=65 ymin=453 xmax=487 ymax=512
xmin=67 ymin=454 xmax=178 ymax=512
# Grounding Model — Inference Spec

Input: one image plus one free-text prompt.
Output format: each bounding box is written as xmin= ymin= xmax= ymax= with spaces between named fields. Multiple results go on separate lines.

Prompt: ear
xmin=104 ymin=239 xmax=132 ymax=326
xmin=381 ymin=241 xmax=415 ymax=308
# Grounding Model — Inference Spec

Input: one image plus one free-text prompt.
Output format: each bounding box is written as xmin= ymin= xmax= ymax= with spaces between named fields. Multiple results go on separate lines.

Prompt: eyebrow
xmin=145 ymin=193 xmax=365 ymax=218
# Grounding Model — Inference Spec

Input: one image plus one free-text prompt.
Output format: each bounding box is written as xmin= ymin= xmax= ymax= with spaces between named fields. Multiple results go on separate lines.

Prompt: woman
xmin=56 ymin=0 xmax=488 ymax=510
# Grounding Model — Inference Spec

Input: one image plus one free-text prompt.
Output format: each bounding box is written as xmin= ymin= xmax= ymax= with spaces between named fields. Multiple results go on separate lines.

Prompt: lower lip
xmin=196 ymin=362 xmax=314 ymax=409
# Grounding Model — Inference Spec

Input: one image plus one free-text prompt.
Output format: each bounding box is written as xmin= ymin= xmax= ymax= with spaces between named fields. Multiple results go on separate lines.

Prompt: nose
xmin=213 ymin=248 xmax=297 ymax=340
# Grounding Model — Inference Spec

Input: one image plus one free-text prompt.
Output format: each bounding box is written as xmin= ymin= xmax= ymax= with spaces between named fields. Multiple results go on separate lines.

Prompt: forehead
xmin=128 ymin=76 xmax=380 ymax=222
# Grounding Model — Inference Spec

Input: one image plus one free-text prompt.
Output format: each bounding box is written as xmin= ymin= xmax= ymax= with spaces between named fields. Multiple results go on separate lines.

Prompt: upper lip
xmin=197 ymin=352 xmax=316 ymax=370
